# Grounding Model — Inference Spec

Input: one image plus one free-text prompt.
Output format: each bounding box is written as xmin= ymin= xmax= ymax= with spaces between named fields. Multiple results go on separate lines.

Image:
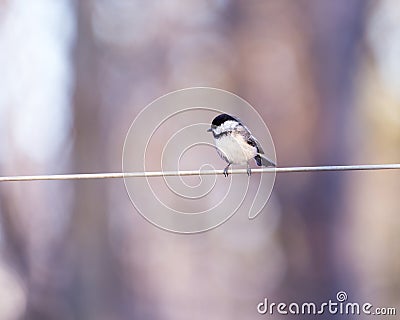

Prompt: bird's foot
xmin=223 ymin=164 xmax=231 ymax=177
xmin=247 ymin=165 xmax=252 ymax=176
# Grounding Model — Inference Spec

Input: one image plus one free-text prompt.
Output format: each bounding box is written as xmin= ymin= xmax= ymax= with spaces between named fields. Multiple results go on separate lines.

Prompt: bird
xmin=207 ymin=113 xmax=276 ymax=177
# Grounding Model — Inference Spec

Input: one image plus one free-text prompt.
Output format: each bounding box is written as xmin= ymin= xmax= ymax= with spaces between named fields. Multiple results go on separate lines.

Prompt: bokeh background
xmin=0 ymin=1 xmax=399 ymax=319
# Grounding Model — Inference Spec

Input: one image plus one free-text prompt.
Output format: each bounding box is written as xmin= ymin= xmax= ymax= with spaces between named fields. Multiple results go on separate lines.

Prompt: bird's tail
xmin=255 ymin=153 xmax=276 ymax=167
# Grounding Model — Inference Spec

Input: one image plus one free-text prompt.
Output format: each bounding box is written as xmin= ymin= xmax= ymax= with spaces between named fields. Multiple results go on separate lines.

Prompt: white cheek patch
xmin=214 ymin=120 xmax=238 ymax=135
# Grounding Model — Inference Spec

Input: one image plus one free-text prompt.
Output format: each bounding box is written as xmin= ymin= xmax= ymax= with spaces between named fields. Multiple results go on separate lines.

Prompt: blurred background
xmin=0 ymin=0 xmax=399 ymax=319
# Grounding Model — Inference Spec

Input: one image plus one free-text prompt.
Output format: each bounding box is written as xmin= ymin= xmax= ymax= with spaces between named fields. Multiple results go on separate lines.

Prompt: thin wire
xmin=0 ymin=164 xmax=399 ymax=182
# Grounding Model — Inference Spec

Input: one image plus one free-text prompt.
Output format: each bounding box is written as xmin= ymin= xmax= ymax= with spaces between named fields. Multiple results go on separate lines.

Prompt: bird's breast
xmin=214 ymin=133 xmax=257 ymax=164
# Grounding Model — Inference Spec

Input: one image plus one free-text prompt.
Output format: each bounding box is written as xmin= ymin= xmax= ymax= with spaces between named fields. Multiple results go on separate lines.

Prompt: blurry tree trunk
xmin=282 ymin=0 xmax=368 ymax=308
xmin=302 ymin=0 xmax=367 ymax=289
xmin=66 ymin=1 xmax=124 ymax=319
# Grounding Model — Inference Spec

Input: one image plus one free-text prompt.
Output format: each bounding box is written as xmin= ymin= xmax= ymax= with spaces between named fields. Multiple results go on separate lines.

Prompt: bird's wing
xmin=247 ymin=133 xmax=276 ymax=167
xmin=236 ymin=121 xmax=267 ymax=154
xmin=246 ymin=134 xmax=264 ymax=154
xmin=234 ymin=119 xmax=253 ymax=140
xmin=236 ymin=118 xmax=276 ymax=167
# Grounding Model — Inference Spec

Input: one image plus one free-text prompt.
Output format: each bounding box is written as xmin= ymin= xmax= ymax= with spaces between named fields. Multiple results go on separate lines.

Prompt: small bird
xmin=207 ymin=113 xmax=276 ymax=177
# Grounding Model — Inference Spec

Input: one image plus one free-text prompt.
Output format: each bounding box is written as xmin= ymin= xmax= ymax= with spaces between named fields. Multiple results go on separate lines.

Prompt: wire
xmin=0 ymin=164 xmax=399 ymax=182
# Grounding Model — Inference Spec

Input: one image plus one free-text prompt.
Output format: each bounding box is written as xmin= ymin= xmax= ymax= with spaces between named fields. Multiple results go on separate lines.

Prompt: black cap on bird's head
xmin=211 ymin=113 xmax=238 ymax=126
xmin=207 ymin=113 xmax=239 ymax=132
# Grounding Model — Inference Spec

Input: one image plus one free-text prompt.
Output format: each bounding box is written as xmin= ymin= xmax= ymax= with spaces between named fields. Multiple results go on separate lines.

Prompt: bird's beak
xmin=207 ymin=128 xmax=212 ymax=132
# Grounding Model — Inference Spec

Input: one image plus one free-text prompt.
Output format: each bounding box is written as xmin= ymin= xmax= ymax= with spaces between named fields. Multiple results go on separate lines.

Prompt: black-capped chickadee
xmin=207 ymin=113 xmax=276 ymax=177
